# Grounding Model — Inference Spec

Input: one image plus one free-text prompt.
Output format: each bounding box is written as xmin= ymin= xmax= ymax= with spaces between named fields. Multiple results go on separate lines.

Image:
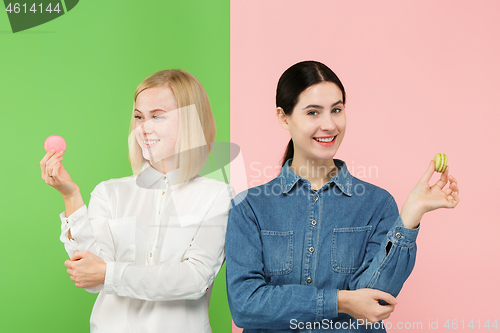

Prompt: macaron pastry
xmin=44 ymin=135 xmax=67 ymax=154
xmin=433 ymin=153 xmax=447 ymax=173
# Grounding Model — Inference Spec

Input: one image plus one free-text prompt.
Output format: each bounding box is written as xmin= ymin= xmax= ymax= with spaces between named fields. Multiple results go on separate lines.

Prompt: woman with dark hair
xmin=225 ymin=61 xmax=459 ymax=332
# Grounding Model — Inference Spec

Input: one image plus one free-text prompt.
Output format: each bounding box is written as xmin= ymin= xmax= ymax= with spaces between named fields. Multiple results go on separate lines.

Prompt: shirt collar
xmin=279 ymin=158 xmax=353 ymax=196
xmin=135 ymin=163 xmax=181 ymax=189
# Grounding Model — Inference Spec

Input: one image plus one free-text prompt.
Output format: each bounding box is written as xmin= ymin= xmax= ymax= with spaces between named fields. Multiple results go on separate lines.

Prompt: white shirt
xmin=59 ymin=165 xmax=234 ymax=333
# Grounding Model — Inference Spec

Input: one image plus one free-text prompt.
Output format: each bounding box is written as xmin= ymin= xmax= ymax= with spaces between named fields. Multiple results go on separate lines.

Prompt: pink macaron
xmin=44 ymin=135 xmax=67 ymax=154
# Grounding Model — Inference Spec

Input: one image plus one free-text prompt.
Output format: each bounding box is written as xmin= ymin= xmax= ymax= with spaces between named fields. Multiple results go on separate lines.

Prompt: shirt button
xmin=306 ymin=277 xmax=312 ymax=284
xmin=163 ymin=176 xmax=167 ymax=180
xmin=309 ymin=247 xmax=315 ymax=253
xmin=311 ymin=220 xmax=317 ymax=226
xmin=313 ymin=196 xmax=319 ymax=201
xmin=162 ymin=191 xmax=165 ymax=195
xmin=395 ymin=232 xmax=402 ymax=238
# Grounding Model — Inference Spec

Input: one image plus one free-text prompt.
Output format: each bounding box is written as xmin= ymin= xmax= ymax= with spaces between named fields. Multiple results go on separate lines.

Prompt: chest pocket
xmin=260 ymin=230 xmax=294 ymax=276
xmin=331 ymin=226 xmax=372 ymax=274
xmin=108 ymin=216 xmax=137 ymax=262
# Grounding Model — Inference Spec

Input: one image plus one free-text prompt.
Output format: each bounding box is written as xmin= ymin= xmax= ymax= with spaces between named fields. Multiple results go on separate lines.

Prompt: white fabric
xmin=59 ymin=165 xmax=234 ymax=333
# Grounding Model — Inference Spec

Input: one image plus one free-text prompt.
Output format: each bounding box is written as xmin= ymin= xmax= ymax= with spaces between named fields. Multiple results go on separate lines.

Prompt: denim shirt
xmin=226 ymin=158 xmax=419 ymax=332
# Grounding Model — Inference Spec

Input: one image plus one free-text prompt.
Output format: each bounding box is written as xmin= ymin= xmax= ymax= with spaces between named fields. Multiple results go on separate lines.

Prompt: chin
xmin=314 ymin=150 xmax=337 ymax=160
xmin=318 ymin=155 xmax=336 ymax=161
xmin=141 ymin=152 xmax=154 ymax=162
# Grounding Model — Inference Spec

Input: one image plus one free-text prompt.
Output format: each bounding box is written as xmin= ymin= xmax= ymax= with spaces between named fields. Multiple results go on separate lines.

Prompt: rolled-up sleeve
xmin=58 ymin=182 xmax=115 ymax=293
xmin=348 ymin=195 xmax=419 ymax=297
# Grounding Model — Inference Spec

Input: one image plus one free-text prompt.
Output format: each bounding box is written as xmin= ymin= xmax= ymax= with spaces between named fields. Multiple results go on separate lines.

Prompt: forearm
xmin=59 ymin=189 xmax=115 ymax=262
xmin=337 ymin=290 xmax=349 ymax=314
xmin=63 ymin=189 xmax=84 ymax=219
xmin=105 ymin=258 xmax=223 ymax=301
xmin=400 ymin=199 xmax=424 ymax=229
xmin=227 ymin=277 xmax=337 ymax=329
xmin=62 ymin=190 xmax=84 ymax=240
xmin=338 ymin=290 xmax=362 ymax=316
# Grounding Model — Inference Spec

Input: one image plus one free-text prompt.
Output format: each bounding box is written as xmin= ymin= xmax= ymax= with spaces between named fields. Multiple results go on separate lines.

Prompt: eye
xmin=134 ymin=115 xmax=143 ymax=120
xmin=307 ymin=110 xmax=318 ymax=116
xmin=332 ymin=107 xmax=343 ymax=114
xmin=153 ymin=116 xmax=164 ymax=120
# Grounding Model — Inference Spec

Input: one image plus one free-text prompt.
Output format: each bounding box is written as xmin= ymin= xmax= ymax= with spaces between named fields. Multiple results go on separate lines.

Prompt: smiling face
xmin=282 ymin=81 xmax=346 ymax=164
xmin=133 ymin=86 xmax=179 ymax=167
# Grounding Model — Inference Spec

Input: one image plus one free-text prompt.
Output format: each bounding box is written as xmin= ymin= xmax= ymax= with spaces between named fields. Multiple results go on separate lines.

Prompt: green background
xmin=0 ymin=1 xmax=231 ymax=332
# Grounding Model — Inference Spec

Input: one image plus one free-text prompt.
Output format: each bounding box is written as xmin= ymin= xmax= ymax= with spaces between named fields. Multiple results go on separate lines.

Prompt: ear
xmin=276 ymin=107 xmax=289 ymax=130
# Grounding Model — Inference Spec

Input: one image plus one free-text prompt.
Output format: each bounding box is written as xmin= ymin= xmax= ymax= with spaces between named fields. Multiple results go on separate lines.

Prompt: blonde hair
xmin=128 ymin=69 xmax=216 ymax=184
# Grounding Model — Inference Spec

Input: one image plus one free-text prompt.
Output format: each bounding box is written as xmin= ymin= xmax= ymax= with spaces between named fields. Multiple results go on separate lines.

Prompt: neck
xmin=148 ymin=156 xmax=178 ymax=175
xmin=290 ymin=154 xmax=338 ymax=191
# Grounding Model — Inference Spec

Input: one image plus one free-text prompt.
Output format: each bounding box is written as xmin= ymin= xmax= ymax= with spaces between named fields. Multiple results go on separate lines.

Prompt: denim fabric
xmin=226 ymin=158 xmax=419 ymax=332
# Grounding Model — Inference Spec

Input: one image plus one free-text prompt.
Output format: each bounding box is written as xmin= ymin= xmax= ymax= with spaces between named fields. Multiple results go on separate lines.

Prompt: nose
xmin=320 ymin=112 xmax=337 ymax=132
xmin=141 ymin=119 xmax=154 ymax=135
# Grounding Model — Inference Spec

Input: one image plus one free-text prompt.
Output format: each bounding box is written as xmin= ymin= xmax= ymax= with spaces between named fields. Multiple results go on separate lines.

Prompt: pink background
xmin=230 ymin=0 xmax=500 ymax=332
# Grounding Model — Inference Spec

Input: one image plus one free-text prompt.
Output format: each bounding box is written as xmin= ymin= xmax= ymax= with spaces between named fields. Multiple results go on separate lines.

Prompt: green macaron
xmin=434 ymin=153 xmax=447 ymax=173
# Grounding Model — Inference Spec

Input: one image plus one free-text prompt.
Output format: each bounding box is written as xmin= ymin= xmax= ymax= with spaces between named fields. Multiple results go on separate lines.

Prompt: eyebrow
xmin=134 ymin=108 xmax=167 ymax=113
xmin=302 ymin=100 xmax=344 ymax=110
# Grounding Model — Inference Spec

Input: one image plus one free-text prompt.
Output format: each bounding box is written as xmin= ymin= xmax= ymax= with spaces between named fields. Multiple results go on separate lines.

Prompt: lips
xmin=313 ymin=135 xmax=337 ymax=146
xmin=313 ymin=136 xmax=335 ymax=143
xmin=143 ymin=139 xmax=160 ymax=148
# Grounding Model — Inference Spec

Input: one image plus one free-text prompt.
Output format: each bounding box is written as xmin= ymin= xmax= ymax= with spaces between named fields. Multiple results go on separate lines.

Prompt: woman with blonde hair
xmin=40 ymin=69 xmax=233 ymax=333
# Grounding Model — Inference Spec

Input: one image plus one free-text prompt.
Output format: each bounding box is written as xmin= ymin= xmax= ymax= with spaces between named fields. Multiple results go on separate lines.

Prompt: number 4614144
xmin=5 ymin=3 xmax=61 ymax=14
xmin=443 ymin=319 xmax=498 ymax=329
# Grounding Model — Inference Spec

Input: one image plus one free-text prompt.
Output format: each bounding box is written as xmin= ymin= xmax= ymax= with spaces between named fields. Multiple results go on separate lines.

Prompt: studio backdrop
xmin=2 ymin=1 xmax=499 ymax=333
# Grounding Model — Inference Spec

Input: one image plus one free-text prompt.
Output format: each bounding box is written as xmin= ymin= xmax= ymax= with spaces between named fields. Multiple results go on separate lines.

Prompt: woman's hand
xmin=64 ymin=251 xmax=106 ymax=288
xmin=338 ymin=288 xmax=397 ymax=324
xmin=40 ymin=149 xmax=79 ymax=198
xmin=400 ymin=160 xmax=460 ymax=229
